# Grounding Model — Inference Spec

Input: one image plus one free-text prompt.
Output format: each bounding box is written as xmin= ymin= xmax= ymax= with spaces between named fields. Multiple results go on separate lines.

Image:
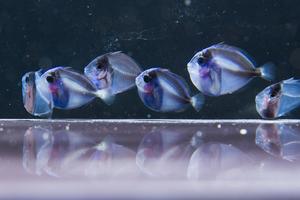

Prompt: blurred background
xmin=0 ymin=0 xmax=299 ymax=119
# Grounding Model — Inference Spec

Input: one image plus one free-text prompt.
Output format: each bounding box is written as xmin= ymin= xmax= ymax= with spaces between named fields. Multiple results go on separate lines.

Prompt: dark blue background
xmin=0 ymin=0 xmax=300 ymax=119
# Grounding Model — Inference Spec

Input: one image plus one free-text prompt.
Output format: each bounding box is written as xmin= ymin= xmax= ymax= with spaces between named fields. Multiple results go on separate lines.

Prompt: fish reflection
xmin=23 ymin=126 xmax=52 ymax=175
xmin=23 ymin=127 xmax=93 ymax=177
xmin=187 ymin=142 xmax=250 ymax=180
xmin=61 ymin=136 xmax=137 ymax=178
xmin=136 ymin=128 xmax=202 ymax=178
xmin=23 ymin=127 xmax=137 ymax=178
xmin=256 ymin=124 xmax=300 ymax=162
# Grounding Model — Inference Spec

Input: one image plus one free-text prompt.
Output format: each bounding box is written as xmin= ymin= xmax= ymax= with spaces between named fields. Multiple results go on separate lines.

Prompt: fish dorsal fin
xmin=282 ymin=78 xmax=300 ymax=98
xmin=106 ymin=51 xmax=142 ymax=76
xmin=37 ymin=67 xmax=53 ymax=76
xmin=60 ymin=66 xmax=74 ymax=72
xmin=283 ymin=77 xmax=296 ymax=84
xmin=109 ymin=51 xmax=122 ymax=55
xmin=211 ymin=43 xmax=257 ymax=68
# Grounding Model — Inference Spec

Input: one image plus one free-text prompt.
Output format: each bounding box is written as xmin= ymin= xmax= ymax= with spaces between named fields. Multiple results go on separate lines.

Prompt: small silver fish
xmin=36 ymin=66 xmax=113 ymax=110
xmin=187 ymin=43 xmax=275 ymax=96
xmin=84 ymin=51 xmax=142 ymax=96
xmin=135 ymin=67 xmax=204 ymax=112
xmin=256 ymin=78 xmax=300 ymax=119
xmin=22 ymin=70 xmax=53 ymax=118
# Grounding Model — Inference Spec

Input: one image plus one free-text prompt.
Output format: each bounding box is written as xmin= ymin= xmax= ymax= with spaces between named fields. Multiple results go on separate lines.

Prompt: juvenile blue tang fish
xmin=36 ymin=66 xmax=113 ymax=110
xmin=84 ymin=51 xmax=142 ymax=96
xmin=187 ymin=43 xmax=275 ymax=96
xmin=256 ymin=78 xmax=300 ymax=119
xmin=135 ymin=68 xmax=204 ymax=112
xmin=22 ymin=70 xmax=53 ymax=118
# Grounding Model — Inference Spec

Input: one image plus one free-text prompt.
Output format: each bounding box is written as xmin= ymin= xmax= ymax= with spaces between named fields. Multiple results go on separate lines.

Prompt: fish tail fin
xmin=190 ymin=93 xmax=205 ymax=112
xmin=259 ymin=62 xmax=276 ymax=81
xmin=94 ymin=89 xmax=115 ymax=105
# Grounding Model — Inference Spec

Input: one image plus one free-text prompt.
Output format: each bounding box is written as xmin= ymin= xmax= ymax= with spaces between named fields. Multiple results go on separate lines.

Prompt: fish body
xmin=36 ymin=66 xmax=111 ymax=109
xmin=135 ymin=67 xmax=204 ymax=112
xmin=256 ymin=78 xmax=300 ymax=119
xmin=187 ymin=43 xmax=274 ymax=96
xmin=136 ymin=128 xmax=197 ymax=177
xmin=22 ymin=70 xmax=53 ymax=117
xmin=84 ymin=51 xmax=142 ymax=95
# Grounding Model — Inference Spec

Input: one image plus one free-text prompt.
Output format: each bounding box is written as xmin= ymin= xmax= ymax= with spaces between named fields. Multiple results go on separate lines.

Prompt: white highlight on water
xmin=240 ymin=129 xmax=248 ymax=135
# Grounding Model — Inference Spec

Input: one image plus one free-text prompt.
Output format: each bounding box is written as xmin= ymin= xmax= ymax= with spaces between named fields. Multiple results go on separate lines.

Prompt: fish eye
xmin=96 ymin=56 xmax=109 ymax=69
xmin=25 ymin=76 xmax=29 ymax=83
xmin=270 ymin=84 xmax=281 ymax=98
xmin=143 ymin=75 xmax=152 ymax=83
xmin=46 ymin=75 xmax=54 ymax=83
xmin=197 ymin=56 xmax=205 ymax=65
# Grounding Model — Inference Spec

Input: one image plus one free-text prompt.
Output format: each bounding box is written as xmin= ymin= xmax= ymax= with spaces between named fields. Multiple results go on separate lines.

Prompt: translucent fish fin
xmin=282 ymin=78 xmax=300 ymax=98
xmin=108 ymin=52 xmax=142 ymax=76
xmin=95 ymin=89 xmax=115 ymax=105
xmin=212 ymin=43 xmax=257 ymax=67
xmin=36 ymin=69 xmax=46 ymax=77
xmin=62 ymin=66 xmax=72 ymax=70
xmin=109 ymin=51 xmax=122 ymax=55
xmin=212 ymin=41 xmax=225 ymax=47
xmin=105 ymin=52 xmax=142 ymax=94
xmin=38 ymin=109 xmax=53 ymax=119
xmin=60 ymin=66 xmax=79 ymax=73
xmin=259 ymin=62 xmax=276 ymax=81
xmin=37 ymin=67 xmax=52 ymax=75
xmin=283 ymin=78 xmax=298 ymax=84
xmin=190 ymin=93 xmax=205 ymax=112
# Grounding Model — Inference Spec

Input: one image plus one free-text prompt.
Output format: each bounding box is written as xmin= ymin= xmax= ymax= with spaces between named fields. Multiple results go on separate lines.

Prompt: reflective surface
xmin=1 ymin=119 xmax=300 ymax=199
